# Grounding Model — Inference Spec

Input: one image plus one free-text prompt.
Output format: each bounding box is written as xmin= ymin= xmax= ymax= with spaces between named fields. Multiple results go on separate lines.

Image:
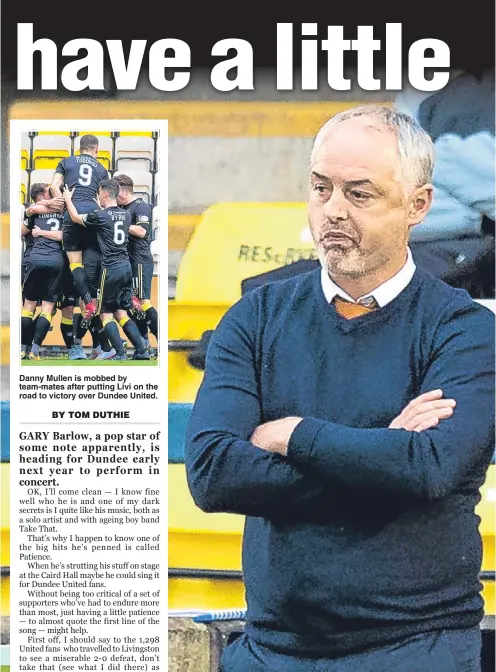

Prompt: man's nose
xmin=323 ymin=189 xmax=348 ymax=221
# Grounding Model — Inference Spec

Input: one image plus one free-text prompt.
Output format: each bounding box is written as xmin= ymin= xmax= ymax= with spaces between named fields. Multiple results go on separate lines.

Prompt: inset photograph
xmin=15 ymin=125 xmax=163 ymax=366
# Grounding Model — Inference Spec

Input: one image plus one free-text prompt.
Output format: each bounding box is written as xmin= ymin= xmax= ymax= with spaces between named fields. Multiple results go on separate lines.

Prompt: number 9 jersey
xmin=55 ymin=155 xmax=109 ymax=203
xmin=82 ymin=207 xmax=132 ymax=269
xmin=56 ymin=155 xmax=109 ymax=252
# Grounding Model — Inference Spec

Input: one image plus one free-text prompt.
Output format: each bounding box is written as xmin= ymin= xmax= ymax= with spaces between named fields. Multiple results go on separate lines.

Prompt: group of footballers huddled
xmin=20 ymin=134 xmax=159 ymax=362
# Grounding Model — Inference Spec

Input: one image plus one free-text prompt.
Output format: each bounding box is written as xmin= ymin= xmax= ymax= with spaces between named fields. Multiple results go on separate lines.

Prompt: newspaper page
xmin=8 ymin=120 xmax=167 ymax=671
xmin=1 ymin=10 xmax=495 ymax=672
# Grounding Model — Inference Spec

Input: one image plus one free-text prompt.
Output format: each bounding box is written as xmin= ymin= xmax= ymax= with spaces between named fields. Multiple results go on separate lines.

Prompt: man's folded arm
xmin=184 ymin=297 xmax=330 ymax=517
xmin=287 ymin=302 xmax=495 ymax=501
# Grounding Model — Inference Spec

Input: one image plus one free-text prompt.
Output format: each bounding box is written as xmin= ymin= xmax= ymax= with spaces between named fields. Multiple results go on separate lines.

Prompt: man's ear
xmin=407 ymin=184 xmax=433 ymax=228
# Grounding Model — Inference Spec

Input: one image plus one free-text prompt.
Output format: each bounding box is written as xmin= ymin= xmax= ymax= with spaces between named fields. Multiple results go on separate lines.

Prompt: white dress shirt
xmin=320 ymin=248 xmax=416 ymax=308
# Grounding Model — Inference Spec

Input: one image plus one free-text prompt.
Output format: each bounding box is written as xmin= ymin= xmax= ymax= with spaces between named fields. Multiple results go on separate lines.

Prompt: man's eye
xmin=351 ymin=190 xmax=371 ymax=201
xmin=313 ymin=184 xmax=328 ymax=195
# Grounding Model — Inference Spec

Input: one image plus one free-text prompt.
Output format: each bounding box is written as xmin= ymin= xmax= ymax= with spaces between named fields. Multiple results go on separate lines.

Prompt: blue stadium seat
xmin=1 ymin=401 xmax=10 ymax=462
xmin=168 ymin=403 xmax=192 ymax=463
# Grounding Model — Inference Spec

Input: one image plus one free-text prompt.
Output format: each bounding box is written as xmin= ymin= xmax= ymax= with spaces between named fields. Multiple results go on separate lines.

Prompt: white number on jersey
xmin=114 ymin=221 xmax=126 ymax=245
xmin=78 ymin=164 xmax=93 ymax=186
xmin=47 ymin=217 xmax=61 ymax=231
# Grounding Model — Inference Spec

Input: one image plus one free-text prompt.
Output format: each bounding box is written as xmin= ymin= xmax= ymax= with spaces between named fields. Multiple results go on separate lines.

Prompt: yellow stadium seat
xmin=32 ymin=134 xmax=71 ymax=169
xmin=113 ymin=170 xmax=152 ymax=203
xmin=74 ymin=135 xmax=112 ymax=170
xmin=20 ymin=169 xmax=28 ymax=202
xmin=37 ymin=131 xmax=70 ymax=135
xmin=175 ymin=202 xmax=315 ymax=304
xmin=77 ymin=130 xmax=111 ymax=136
xmin=115 ymin=135 xmax=155 ymax=171
xmin=168 ymin=462 xmax=245 ymax=610
xmin=170 ymin=203 xmax=315 ymax=404
xmin=21 ymin=133 xmax=30 ymax=170
xmin=119 ymin=131 xmax=153 ymax=137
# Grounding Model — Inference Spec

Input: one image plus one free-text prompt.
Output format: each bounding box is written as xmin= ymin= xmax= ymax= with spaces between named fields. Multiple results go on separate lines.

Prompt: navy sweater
xmin=185 ymin=268 xmax=495 ymax=656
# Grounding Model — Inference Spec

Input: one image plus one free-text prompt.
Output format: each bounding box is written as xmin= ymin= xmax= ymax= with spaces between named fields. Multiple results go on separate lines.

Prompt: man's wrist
xmin=286 ymin=417 xmax=325 ymax=464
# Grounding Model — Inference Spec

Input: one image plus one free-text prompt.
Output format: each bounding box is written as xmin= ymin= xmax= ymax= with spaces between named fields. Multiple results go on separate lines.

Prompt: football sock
xmin=119 ymin=316 xmax=145 ymax=354
xmin=143 ymin=303 xmax=158 ymax=339
xmin=21 ymin=309 xmax=35 ymax=349
xmin=60 ymin=317 xmax=74 ymax=349
xmin=102 ymin=319 xmax=125 ymax=356
xmin=75 ymin=312 xmax=89 ymax=342
xmin=70 ymin=263 xmax=92 ymax=305
xmin=32 ymin=311 xmax=52 ymax=350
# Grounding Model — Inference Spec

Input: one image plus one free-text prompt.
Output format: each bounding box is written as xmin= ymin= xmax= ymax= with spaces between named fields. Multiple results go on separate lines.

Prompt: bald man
xmin=185 ymin=106 xmax=494 ymax=671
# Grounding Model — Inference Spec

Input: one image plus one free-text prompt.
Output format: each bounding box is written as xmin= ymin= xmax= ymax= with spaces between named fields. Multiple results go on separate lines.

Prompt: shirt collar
xmin=320 ymin=248 xmax=416 ymax=308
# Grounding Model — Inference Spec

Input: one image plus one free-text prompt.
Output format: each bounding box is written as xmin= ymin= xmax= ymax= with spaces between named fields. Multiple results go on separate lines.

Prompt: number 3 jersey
xmin=55 ymin=155 xmax=109 ymax=203
xmin=82 ymin=208 xmax=132 ymax=268
xmin=24 ymin=212 xmax=64 ymax=263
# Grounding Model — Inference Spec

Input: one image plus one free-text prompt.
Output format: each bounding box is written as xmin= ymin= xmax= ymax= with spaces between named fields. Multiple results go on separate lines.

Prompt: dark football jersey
xmin=55 ymin=154 xmax=108 ymax=203
xmin=82 ymin=207 xmax=131 ymax=268
xmin=123 ymin=198 xmax=153 ymax=263
xmin=24 ymin=212 xmax=64 ymax=262
xmin=84 ymin=223 xmax=101 ymax=254
xmin=22 ymin=229 xmax=35 ymax=262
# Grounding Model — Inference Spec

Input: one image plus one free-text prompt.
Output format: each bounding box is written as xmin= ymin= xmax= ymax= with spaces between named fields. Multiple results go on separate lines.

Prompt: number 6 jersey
xmin=82 ymin=208 xmax=132 ymax=268
xmin=55 ymin=154 xmax=109 ymax=203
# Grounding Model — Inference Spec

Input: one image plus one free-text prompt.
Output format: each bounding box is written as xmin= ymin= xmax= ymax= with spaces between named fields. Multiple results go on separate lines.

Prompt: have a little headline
xmin=18 ymin=22 xmax=450 ymax=93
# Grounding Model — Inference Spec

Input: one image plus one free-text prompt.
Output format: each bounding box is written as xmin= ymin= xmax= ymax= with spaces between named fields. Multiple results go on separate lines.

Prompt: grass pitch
xmin=22 ymin=357 xmax=157 ymax=367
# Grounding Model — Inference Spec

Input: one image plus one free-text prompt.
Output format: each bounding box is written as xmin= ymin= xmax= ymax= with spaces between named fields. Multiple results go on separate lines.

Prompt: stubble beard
xmin=316 ymin=242 xmax=368 ymax=278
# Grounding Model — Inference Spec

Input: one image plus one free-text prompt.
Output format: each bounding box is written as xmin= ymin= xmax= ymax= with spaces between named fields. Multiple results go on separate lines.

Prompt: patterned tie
xmin=333 ymin=295 xmax=378 ymax=319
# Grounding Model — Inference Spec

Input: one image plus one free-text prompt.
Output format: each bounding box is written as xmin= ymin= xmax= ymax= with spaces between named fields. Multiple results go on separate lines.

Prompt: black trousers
xmin=221 ymin=627 xmax=481 ymax=671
